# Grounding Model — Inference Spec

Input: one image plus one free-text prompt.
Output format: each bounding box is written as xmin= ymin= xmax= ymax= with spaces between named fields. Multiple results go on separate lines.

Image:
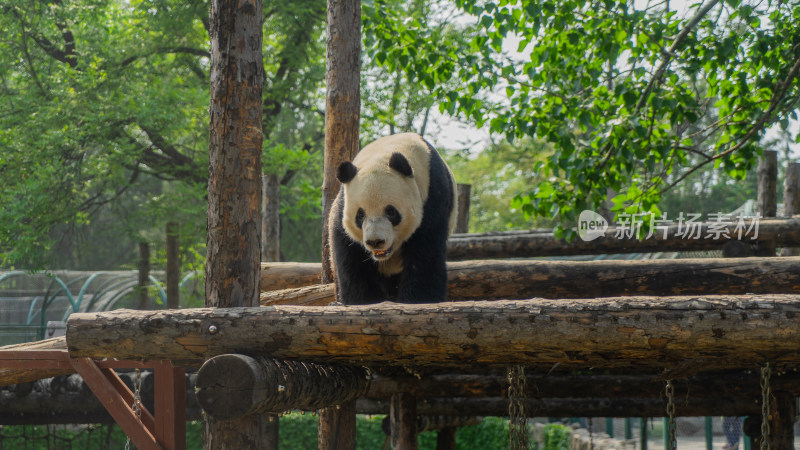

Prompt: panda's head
xmin=337 ymin=152 xmax=423 ymax=262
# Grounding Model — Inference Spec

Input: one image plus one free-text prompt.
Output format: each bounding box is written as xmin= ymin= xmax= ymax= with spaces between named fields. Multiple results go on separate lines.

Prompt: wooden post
xmin=205 ymin=0 xmax=264 ymax=447
xmin=137 ymin=242 xmax=150 ymax=309
xmin=767 ymin=391 xmax=795 ymax=449
xmin=166 ymin=222 xmax=179 ymax=309
xmin=319 ymin=0 xmax=361 ymax=448
xmin=780 ymin=162 xmax=800 ymax=256
xmin=435 ymin=428 xmax=455 ymax=450
xmin=455 ymin=184 xmax=471 ymax=234
xmin=756 ymin=150 xmax=777 ymax=255
xmin=262 ymin=173 xmax=281 ymax=262
xmin=391 ymin=392 xmax=417 ymax=450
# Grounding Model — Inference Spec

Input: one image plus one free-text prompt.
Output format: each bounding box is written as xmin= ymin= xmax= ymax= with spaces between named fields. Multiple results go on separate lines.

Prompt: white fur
xmin=339 ymin=133 xmax=456 ymax=275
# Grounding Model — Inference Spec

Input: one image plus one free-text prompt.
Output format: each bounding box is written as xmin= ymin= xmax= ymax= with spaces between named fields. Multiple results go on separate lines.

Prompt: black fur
xmin=389 ymin=152 xmax=413 ymax=177
xmin=337 ymin=161 xmax=358 ymax=183
xmin=330 ymin=137 xmax=454 ymax=305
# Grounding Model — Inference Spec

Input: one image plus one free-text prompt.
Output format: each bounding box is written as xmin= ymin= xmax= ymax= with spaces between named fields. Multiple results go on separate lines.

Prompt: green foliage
xmin=366 ymin=0 xmax=800 ymax=235
xmin=445 ymin=138 xmax=555 ymax=232
xmin=0 ymin=0 xmax=330 ymax=270
xmin=541 ymin=423 xmax=572 ymax=450
xmin=0 ymin=415 xmax=514 ymax=449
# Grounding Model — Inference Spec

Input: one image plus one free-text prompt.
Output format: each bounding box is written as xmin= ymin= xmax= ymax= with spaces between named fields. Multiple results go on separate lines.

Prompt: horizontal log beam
xmin=195 ymin=354 xmax=369 ymax=420
xmin=0 ymin=337 xmax=72 ymax=386
xmin=357 ymin=396 xmax=762 ymax=417
xmin=366 ymin=371 xmax=800 ymax=400
xmin=66 ymin=295 xmax=800 ymax=374
xmin=446 ymin=217 xmax=800 ymax=260
xmin=260 ymin=257 xmax=800 ymax=305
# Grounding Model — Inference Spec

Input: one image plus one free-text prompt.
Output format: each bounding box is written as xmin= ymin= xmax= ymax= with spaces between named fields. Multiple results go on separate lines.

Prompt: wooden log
xmin=781 ymin=162 xmax=800 ymax=256
xmin=262 ymin=173 xmax=281 ymax=262
xmin=455 ymin=184 xmax=471 ymax=234
xmin=357 ymin=396 xmax=763 ymax=417
xmin=365 ymin=372 xmax=800 ymax=400
xmin=195 ymin=354 xmax=369 ymax=420
xmin=66 ymin=295 xmax=800 ymax=374
xmin=260 ymin=284 xmax=335 ymax=306
xmin=260 ymin=257 xmax=800 ymax=304
xmin=446 ymin=217 xmax=800 ymax=260
xmin=768 ymin=391 xmax=796 ymax=449
xmin=166 ymin=222 xmax=179 ymax=309
xmin=205 ymin=0 xmax=265 ymax=445
xmin=0 ymin=337 xmax=71 ymax=386
xmin=756 ymin=150 xmax=778 ymax=256
xmin=391 ymin=392 xmax=417 ymax=450
xmin=260 ymin=262 xmax=321 ymax=292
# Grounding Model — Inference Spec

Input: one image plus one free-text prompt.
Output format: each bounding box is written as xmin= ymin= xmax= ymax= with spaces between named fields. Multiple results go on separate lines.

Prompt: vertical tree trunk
xmin=455 ymin=184 xmax=471 ymax=234
xmin=756 ymin=150 xmax=777 ymax=256
xmin=780 ymin=162 xmax=800 ymax=256
xmin=205 ymin=0 xmax=264 ymax=448
xmin=137 ymin=242 xmax=150 ymax=309
xmin=262 ymin=173 xmax=281 ymax=262
xmin=319 ymin=0 xmax=361 ymax=448
xmin=390 ymin=393 xmax=418 ymax=450
xmin=320 ymin=0 xmax=361 ymax=284
xmin=166 ymin=222 xmax=180 ymax=309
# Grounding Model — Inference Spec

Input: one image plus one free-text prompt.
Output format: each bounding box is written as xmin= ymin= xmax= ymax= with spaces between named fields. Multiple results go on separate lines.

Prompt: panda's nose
xmin=366 ymin=239 xmax=385 ymax=249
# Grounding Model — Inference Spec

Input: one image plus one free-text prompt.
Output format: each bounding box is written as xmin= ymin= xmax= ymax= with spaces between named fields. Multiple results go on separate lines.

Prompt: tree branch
xmin=634 ymin=0 xmax=722 ymax=113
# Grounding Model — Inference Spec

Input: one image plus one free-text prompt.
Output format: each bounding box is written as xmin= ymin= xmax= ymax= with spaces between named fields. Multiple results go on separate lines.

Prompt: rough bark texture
xmin=357 ymin=396 xmax=764 ymax=418
xmin=66 ymin=295 xmax=800 ymax=374
xmin=390 ymin=393 xmax=417 ymax=450
xmin=768 ymin=391 xmax=796 ymax=449
xmin=166 ymin=222 xmax=180 ymax=309
xmin=454 ymin=184 xmax=471 ymax=234
xmin=205 ymin=0 xmax=264 ymax=447
xmin=206 ymin=0 xmax=264 ymax=310
xmin=320 ymin=0 xmax=360 ymax=284
xmin=0 ymin=337 xmax=70 ymax=386
xmin=320 ymin=0 xmax=361 ymax=446
xmin=260 ymin=262 xmax=321 ymax=291
xmin=195 ymin=354 xmax=369 ymax=420
xmin=6 ymin=369 xmax=800 ymax=423
xmin=260 ymin=284 xmax=336 ymax=306
xmin=260 ymin=257 xmax=800 ymax=304
xmin=262 ymin=173 xmax=281 ymax=262
xmin=447 ymin=218 xmax=800 ymax=260
xmin=757 ymin=150 xmax=778 ymax=218
xmin=365 ymin=372 xmax=800 ymax=400
xmin=137 ymin=242 xmax=150 ymax=309
xmin=756 ymin=150 xmax=778 ymax=256
xmin=781 ymin=162 xmax=800 ymax=256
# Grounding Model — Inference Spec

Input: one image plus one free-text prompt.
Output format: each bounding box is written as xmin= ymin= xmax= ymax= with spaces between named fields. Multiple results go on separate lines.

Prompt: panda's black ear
xmin=389 ymin=152 xmax=413 ymax=177
xmin=337 ymin=161 xmax=358 ymax=183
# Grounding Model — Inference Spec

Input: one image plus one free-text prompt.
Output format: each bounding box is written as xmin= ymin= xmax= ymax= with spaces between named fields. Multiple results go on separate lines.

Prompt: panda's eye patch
xmin=385 ymin=205 xmax=402 ymax=226
xmin=355 ymin=208 xmax=365 ymax=229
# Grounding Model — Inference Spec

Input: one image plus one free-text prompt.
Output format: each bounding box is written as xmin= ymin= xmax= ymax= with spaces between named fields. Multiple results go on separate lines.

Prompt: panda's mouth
xmin=371 ymin=247 xmax=393 ymax=260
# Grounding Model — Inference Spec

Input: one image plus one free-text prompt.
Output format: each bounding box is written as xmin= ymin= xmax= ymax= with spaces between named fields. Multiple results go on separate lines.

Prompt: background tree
xmin=366 ymin=0 xmax=800 ymax=235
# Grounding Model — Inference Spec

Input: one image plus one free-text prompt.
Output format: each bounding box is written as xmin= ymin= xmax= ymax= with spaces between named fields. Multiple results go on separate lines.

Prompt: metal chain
xmin=125 ymin=369 xmax=144 ymax=450
xmin=588 ymin=417 xmax=594 ymax=449
xmin=507 ymin=365 xmax=529 ymax=450
xmin=760 ymin=363 xmax=771 ymax=450
xmin=665 ymin=379 xmax=677 ymax=450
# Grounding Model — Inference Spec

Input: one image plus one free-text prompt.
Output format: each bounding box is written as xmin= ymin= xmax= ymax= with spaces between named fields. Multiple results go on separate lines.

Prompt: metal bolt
xmin=277 ymin=385 xmax=286 ymax=392
xmin=208 ymin=325 xmax=218 ymax=334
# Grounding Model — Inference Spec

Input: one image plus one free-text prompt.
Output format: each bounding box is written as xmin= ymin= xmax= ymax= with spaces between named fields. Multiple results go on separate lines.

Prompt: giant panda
xmin=329 ymin=133 xmax=457 ymax=305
